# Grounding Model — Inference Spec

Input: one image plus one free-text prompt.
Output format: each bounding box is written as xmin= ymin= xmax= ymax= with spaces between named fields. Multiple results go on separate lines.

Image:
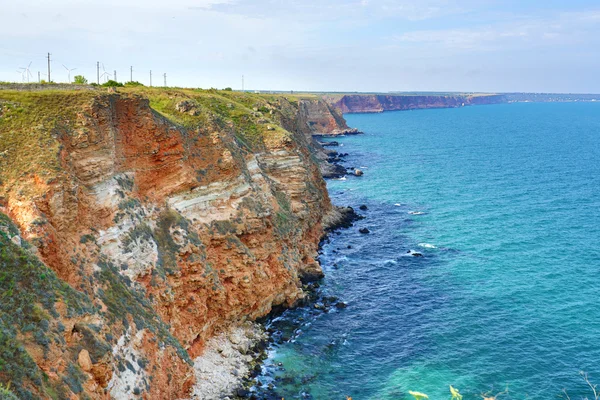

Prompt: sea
xmin=253 ymin=102 xmax=600 ymax=400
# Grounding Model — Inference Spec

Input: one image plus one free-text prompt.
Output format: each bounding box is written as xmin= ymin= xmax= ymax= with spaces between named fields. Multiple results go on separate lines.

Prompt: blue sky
xmin=1 ymin=0 xmax=599 ymax=92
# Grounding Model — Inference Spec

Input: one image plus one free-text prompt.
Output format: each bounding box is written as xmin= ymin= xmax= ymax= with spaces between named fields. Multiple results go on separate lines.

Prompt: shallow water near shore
xmin=254 ymin=102 xmax=600 ymax=399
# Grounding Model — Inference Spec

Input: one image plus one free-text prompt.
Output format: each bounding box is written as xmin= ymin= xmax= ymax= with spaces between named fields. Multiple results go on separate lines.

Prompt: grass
xmin=137 ymin=87 xmax=295 ymax=150
xmin=0 ymin=90 xmax=97 ymax=198
xmin=0 ymin=212 xmax=94 ymax=399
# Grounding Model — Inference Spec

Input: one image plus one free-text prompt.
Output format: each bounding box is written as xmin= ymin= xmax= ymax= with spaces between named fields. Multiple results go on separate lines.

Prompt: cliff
xmin=324 ymin=93 xmax=507 ymax=113
xmin=295 ymin=98 xmax=358 ymax=135
xmin=0 ymin=88 xmax=338 ymax=399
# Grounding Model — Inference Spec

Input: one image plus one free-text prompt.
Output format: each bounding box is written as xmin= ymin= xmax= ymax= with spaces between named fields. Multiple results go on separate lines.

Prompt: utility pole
xmin=130 ymin=66 xmax=133 ymax=82
xmin=47 ymin=53 xmax=51 ymax=82
xmin=114 ymin=70 xmax=117 ymax=81
xmin=38 ymin=71 xmax=40 ymax=83
xmin=149 ymin=70 xmax=152 ymax=87
xmin=97 ymin=62 xmax=100 ymax=85
xmin=242 ymin=75 xmax=244 ymax=92
xmin=163 ymin=73 xmax=167 ymax=87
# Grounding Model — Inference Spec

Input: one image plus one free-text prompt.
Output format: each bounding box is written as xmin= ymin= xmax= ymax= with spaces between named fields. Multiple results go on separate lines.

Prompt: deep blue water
xmin=255 ymin=102 xmax=600 ymax=399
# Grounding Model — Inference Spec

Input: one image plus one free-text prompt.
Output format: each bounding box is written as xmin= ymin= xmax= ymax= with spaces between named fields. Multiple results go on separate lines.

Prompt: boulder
xmin=78 ymin=349 xmax=93 ymax=372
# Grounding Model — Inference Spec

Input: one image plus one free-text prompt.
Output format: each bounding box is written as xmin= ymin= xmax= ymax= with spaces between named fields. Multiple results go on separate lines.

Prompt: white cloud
xmin=389 ymin=9 xmax=600 ymax=53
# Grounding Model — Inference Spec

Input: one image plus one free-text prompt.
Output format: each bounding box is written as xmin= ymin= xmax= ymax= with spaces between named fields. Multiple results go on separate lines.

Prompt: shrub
xmin=124 ymin=81 xmax=144 ymax=87
xmin=102 ymin=80 xmax=123 ymax=88
xmin=73 ymin=75 xmax=87 ymax=84
xmin=0 ymin=383 xmax=19 ymax=400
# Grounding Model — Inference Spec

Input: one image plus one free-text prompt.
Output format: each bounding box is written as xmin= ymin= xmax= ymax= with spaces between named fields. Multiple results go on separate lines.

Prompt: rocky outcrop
xmin=0 ymin=89 xmax=335 ymax=399
xmin=324 ymin=93 xmax=507 ymax=113
xmin=296 ymin=98 xmax=360 ymax=136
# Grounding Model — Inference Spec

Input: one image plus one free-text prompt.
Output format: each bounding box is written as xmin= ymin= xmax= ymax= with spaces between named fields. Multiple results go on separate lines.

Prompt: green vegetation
xmin=0 ymin=213 xmax=94 ymax=399
xmin=102 ymin=80 xmax=123 ymax=87
xmin=73 ymin=75 xmax=87 ymax=84
xmin=0 ymin=383 xmax=19 ymax=400
xmin=132 ymin=87 xmax=298 ymax=151
xmin=94 ymin=257 xmax=192 ymax=364
xmin=0 ymin=90 xmax=97 ymax=197
xmin=124 ymin=81 xmax=144 ymax=87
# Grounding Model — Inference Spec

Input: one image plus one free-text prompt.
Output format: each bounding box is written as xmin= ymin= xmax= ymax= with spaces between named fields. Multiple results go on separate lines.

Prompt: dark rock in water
xmin=359 ymin=204 xmax=368 ymax=211
xmin=347 ymin=245 xmax=352 ymax=249
xmin=335 ymin=302 xmax=348 ymax=309
xmin=354 ymin=169 xmax=364 ymax=176
xmin=324 ymin=296 xmax=339 ymax=304
xmin=321 ymin=141 xmax=339 ymax=147
xmin=314 ymin=303 xmax=325 ymax=310
xmin=359 ymin=228 xmax=370 ymax=234
xmin=321 ymin=163 xmax=347 ymax=179
xmin=411 ymin=252 xmax=423 ymax=257
xmin=298 ymin=262 xmax=325 ymax=283
xmin=236 ymin=388 xmax=250 ymax=397
xmin=324 ymin=206 xmax=363 ymax=231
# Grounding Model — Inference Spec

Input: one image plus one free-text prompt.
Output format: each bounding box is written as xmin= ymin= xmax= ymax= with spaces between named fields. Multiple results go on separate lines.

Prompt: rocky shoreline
xmin=217 ymin=133 xmax=365 ymax=399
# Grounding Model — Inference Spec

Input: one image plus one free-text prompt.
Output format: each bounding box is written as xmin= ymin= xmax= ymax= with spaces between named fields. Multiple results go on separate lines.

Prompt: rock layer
xmin=0 ymin=89 xmax=337 ymax=399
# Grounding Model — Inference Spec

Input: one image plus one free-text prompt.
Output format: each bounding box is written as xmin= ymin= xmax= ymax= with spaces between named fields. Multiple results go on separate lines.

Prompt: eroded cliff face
xmin=295 ymin=98 xmax=357 ymax=135
xmin=324 ymin=93 xmax=507 ymax=113
xmin=0 ymin=89 xmax=334 ymax=399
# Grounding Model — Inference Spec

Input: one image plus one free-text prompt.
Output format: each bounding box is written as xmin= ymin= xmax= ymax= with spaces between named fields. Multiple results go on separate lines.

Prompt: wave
xmin=418 ymin=243 xmax=436 ymax=249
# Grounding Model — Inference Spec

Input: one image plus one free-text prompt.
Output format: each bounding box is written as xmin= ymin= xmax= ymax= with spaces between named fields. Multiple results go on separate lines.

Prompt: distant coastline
xmin=321 ymin=92 xmax=600 ymax=114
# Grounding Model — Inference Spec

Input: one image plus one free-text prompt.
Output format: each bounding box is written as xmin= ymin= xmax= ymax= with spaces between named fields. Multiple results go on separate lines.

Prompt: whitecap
xmin=418 ymin=243 xmax=436 ymax=249
xmin=408 ymin=211 xmax=426 ymax=215
xmin=394 ymin=203 xmax=402 ymax=207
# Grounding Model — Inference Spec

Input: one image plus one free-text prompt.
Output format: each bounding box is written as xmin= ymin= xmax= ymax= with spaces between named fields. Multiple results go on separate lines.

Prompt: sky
xmin=1 ymin=0 xmax=599 ymax=93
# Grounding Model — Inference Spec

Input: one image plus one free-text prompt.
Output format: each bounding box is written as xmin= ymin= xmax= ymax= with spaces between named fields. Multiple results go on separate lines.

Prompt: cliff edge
xmin=0 ymin=88 xmax=338 ymax=399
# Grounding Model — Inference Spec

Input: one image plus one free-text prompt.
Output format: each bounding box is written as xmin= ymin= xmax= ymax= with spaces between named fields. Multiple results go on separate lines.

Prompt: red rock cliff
xmin=0 ymin=89 xmax=334 ymax=399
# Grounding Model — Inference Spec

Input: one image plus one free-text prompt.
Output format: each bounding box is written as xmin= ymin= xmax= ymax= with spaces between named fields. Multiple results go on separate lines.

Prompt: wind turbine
xmin=100 ymin=63 xmax=111 ymax=83
xmin=18 ymin=62 xmax=33 ymax=83
xmin=62 ymin=64 xmax=77 ymax=83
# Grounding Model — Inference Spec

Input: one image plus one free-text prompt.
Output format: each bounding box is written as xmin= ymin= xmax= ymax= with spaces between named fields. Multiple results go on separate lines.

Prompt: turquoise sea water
xmin=255 ymin=102 xmax=600 ymax=399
